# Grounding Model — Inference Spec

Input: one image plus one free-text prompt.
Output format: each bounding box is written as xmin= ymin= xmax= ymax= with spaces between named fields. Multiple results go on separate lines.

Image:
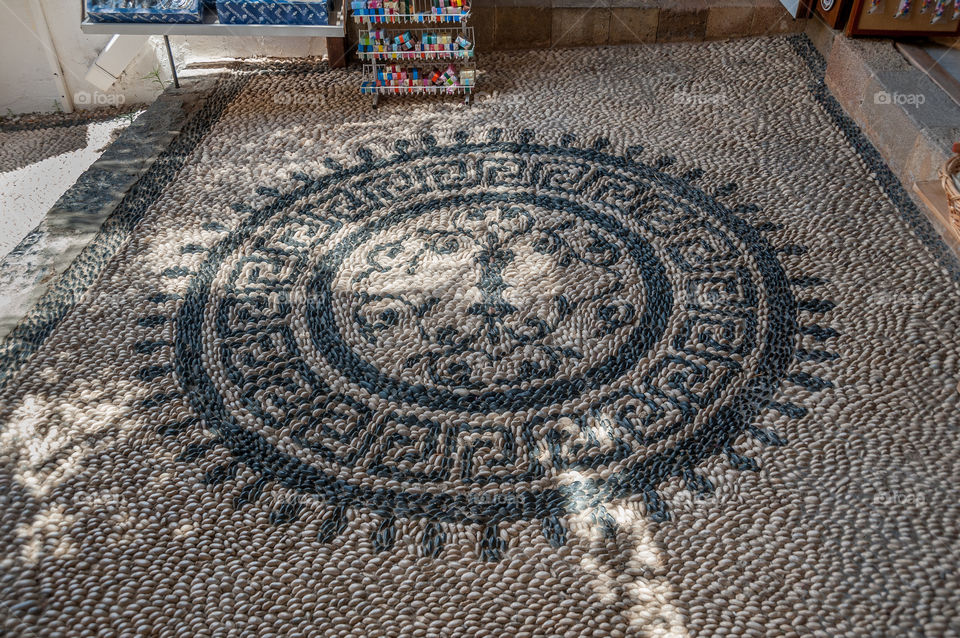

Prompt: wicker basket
xmin=940 ymin=152 xmax=960 ymax=237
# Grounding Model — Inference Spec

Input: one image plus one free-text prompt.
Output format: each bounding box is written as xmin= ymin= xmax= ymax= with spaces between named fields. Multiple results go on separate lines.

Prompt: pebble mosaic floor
xmin=1 ymin=35 xmax=959 ymax=637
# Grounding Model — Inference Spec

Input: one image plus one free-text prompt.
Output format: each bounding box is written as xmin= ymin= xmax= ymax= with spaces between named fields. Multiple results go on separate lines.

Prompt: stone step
xmin=810 ymin=19 xmax=960 ymax=188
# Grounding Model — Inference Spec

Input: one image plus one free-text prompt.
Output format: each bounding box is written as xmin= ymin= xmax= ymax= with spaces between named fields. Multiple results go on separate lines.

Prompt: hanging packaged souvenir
xmin=894 ymin=0 xmax=911 ymax=16
xmin=930 ymin=0 xmax=945 ymax=22
xmin=868 ymin=0 xmax=883 ymax=13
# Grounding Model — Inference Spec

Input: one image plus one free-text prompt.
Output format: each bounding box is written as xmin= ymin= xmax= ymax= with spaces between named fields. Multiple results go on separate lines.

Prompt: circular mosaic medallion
xmin=175 ymin=133 xmax=799 ymax=539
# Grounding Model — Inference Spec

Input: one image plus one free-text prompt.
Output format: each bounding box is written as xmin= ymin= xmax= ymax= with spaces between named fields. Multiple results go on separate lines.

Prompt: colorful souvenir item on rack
xmin=354 ymin=0 xmax=466 ymax=22
xmin=953 ymin=0 xmax=959 ymax=20
xmin=86 ymin=0 xmax=202 ymax=23
xmin=352 ymin=0 xmax=413 ymax=19
xmin=393 ymin=31 xmax=415 ymax=50
xmin=868 ymin=0 xmax=883 ymax=13
xmin=430 ymin=0 xmax=467 ymax=22
xmin=367 ymin=64 xmax=470 ymax=93
xmin=931 ymin=0 xmax=945 ymax=21
xmin=893 ymin=0 xmax=911 ymax=16
xmin=376 ymin=65 xmax=419 ymax=88
xmin=351 ymin=0 xmax=373 ymax=16
xmin=455 ymin=35 xmax=472 ymax=49
xmin=440 ymin=65 xmax=459 ymax=86
xmin=424 ymin=33 xmax=454 ymax=51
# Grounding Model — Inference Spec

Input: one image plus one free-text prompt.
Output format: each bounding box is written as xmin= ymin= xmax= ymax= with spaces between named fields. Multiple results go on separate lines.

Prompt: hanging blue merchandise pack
xmin=86 ymin=0 xmax=203 ymax=23
xmin=216 ymin=0 xmax=330 ymax=24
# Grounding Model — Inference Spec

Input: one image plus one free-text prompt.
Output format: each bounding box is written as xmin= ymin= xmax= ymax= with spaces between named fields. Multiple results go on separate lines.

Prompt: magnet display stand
xmin=352 ymin=0 xmax=476 ymax=106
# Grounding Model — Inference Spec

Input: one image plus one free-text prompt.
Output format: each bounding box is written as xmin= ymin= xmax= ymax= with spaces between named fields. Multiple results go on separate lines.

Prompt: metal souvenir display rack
xmin=353 ymin=0 xmax=475 ymax=106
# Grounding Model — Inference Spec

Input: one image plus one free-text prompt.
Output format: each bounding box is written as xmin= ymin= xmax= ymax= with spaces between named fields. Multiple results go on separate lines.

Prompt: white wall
xmin=0 ymin=0 xmax=69 ymax=114
xmin=0 ymin=1 xmax=329 ymax=115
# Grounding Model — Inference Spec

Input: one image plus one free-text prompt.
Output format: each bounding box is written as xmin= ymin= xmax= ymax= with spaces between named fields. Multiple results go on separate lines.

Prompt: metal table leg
xmin=164 ymin=35 xmax=180 ymax=89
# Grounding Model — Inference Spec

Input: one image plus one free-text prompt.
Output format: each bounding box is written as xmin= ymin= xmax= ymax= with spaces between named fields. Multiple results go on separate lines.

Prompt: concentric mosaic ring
xmin=174 ymin=132 xmax=811 ymax=553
